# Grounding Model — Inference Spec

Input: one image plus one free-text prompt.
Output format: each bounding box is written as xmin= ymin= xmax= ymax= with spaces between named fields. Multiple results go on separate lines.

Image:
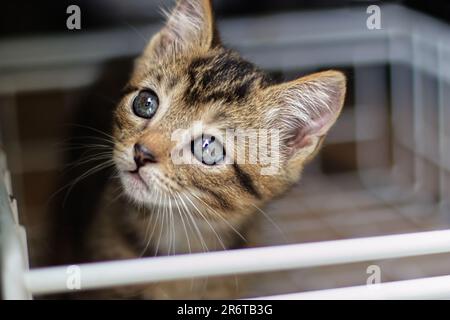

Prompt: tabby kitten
xmin=85 ymin=0 xmax=346 ymax=299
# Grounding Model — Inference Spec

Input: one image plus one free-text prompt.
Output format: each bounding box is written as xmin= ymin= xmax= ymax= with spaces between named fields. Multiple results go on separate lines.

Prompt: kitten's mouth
xmin=119 ymin=166 xmax=177 ymax=206
xmin=125 ymin=170 xmax=149 ymax=190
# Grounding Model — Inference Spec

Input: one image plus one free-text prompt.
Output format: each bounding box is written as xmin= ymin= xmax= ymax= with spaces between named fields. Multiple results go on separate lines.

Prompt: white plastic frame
xmin=1 ymin=4 xmax=450 ymax=299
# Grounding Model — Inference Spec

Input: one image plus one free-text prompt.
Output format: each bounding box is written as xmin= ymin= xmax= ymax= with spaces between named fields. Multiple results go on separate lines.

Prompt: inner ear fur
xmin=264 ymin=70 xmax=346 ymax=159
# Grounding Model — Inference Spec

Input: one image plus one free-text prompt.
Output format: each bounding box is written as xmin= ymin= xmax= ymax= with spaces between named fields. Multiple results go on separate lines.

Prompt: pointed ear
xmin=265 ymin=70 xmax=346 ymax=159
xmin=144 ymin=0 xmax=220 ymax=58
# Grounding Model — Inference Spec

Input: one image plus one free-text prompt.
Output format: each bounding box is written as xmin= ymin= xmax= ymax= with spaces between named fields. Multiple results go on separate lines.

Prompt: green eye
xmin=132 ymin=90 xmax=159 ymax=119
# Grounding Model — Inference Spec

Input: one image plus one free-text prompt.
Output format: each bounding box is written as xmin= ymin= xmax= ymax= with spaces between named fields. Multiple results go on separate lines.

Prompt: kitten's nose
xmin=133 ymin=143 xmax=157 ymax=168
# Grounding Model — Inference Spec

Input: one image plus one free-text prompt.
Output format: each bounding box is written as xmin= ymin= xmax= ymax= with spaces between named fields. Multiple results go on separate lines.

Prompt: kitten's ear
xmin=265 ymin=70 xmax=346 ymax=160
xmin=145 ymin=0 xmax=220 ymax=58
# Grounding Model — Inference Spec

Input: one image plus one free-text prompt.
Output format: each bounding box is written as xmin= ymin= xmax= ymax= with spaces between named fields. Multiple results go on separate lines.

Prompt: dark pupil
xmin=190 ymin=135 xmax=225 ymax=166
xmin=139 ymin=94 xmax=154 ymax=114
xmin=134 ymin=91 xmax=158 ymax=118
xmin=203 ymin=136 xmax=215 ymax=149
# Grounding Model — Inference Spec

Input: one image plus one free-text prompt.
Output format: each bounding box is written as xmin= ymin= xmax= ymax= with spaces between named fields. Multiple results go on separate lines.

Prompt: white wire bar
xmin=255 ymin=275 xmax=450 ymax=300
xmin=25 ymin=229 xmax=450 ymax=296
xmin=0 ymin=150 xmax=31 ymax=299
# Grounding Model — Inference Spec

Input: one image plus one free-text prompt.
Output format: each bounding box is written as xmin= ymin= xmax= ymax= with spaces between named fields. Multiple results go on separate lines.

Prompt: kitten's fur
xmin=83 ymin=0 xmax=346 ymax=299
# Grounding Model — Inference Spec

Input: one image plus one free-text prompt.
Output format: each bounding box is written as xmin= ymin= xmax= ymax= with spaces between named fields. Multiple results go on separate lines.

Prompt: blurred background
xmin=1 ymin=0 xmax=450 ymax=298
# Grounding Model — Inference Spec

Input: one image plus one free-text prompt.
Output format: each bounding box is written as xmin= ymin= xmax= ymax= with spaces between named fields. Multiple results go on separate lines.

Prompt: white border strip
xmin=25 ymin=229 xmax=450 ymax=295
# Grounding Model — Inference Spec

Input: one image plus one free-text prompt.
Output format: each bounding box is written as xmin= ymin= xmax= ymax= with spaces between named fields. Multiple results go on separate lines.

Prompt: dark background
xmin=1 ymin=0 xmax=449 ymax=36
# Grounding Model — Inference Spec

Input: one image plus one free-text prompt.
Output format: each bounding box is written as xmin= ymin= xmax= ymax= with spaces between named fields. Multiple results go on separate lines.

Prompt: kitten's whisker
xmin=140 ymin=203 xmax=154 ymax=257
xmin=184 ymin=194 xmax=241 ymax=295
xmin=104 ymin=186 xmax=124 ymax=209
xmin=176 ymin=192 xmax=204 ymax=253
xmin=63 ymin=123 xmax=116 ymax=141
xmin=121 ymin=21 xmax=149 ymax=46
xmin=54 ymin=135 xmax=114 ymax=151
xmin=176 ymin=193 xmax=209 ymax=253
xmin=62 ymin=161 xmax=114 ymax=205
xmin=48 ymin=160 xmax=114 ymax=205
xmin=202 ymin=276 xmax=209 ymax=296
xmin=181 ymin=193 xmax=226 ymax=251
xmin=168 ymin=195 xmax=176 ymax=256
xmin=164 ymin=193 xmax=171 ymax=256
xmin=63 ymin=135 xmax=115 ymax=145
xmin=168 ymin=195 xmax=175 ymax=256
xmin=60 ymin=145 xmax=111 ymax=167
xmin=141 ymin=190 xmax=160 ymax=257
xmin=57 ymin=144 xmax=113 ymax=153
xmin=64 ymin=154 xmax=114 ymax=169
xmin=110 ymin=190 xmax=124 ymax=204
xmin=154 ymin=189 xmax=164 ymax=256
xmin=188 ymin=192 xmax=246 ymax=243
xmin=251 ymin=204 xmax=288 ymax=243
xmin=170 ymin=189 xmax=192 ymax=255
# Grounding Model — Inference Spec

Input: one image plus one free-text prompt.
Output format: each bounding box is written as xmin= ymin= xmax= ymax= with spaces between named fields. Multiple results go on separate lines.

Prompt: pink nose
xmin=133 ymin=143 xmax=157 ymax=168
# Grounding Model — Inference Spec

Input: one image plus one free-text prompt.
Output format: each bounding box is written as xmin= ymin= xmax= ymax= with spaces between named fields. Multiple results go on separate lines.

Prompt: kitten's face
xmin=112 ymin=0 xmax=346 ymax=221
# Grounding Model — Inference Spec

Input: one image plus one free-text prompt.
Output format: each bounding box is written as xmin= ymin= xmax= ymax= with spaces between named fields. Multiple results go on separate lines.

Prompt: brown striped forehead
xmin=117 ymin=48 xmax=277 ymax=134
xmin=184 ymin=49 xmax=273 ymax=106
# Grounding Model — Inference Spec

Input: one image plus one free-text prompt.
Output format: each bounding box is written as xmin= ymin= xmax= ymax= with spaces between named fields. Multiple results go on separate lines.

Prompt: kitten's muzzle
xmin=133 ymin=143 xmax=157 ymax=169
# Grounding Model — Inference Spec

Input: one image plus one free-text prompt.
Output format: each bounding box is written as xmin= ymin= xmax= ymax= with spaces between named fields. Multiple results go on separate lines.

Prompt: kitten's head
xmin=113 ymin=0 xmax=345 ymax=222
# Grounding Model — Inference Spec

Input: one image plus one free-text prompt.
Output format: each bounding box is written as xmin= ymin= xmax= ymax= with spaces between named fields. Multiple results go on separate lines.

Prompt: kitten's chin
xmin=119 ymin=171 xmax=163 ymax=207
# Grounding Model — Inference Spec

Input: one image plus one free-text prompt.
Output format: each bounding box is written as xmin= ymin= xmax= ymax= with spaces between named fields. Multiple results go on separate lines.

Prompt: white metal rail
xmin=0 ymin=150 xmax=30 ymax=299
xmin=256 ymin=275 xmax=450 ymax=300
xmin=23 ymin=229 xmax=450 ymax=297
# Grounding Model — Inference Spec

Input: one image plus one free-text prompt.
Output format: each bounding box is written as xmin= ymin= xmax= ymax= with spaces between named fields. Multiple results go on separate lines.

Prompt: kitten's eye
xmin=132 ymin=90 xmax=159 ymax=119
xmin=191 ymin=135 xmax=225 ymax=166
